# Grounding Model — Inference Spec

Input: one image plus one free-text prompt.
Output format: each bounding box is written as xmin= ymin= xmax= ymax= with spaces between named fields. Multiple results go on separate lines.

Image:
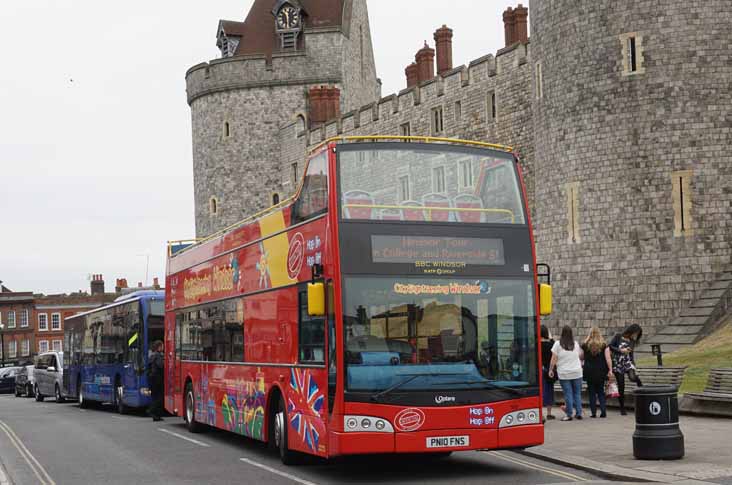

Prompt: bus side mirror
xmin=307 ymin=282 xmax=325 ymax=316
xmin=539 ymin=284 xmax=553 ymax=316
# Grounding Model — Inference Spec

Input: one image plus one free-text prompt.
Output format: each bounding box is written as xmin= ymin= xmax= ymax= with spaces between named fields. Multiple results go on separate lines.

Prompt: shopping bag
xmin=606 ymin=380 xmax=620 ymax=398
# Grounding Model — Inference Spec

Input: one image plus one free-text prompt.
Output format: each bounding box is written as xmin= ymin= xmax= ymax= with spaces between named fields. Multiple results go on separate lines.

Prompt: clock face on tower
xmin=276 ymin=5 xmax=300 ymax=30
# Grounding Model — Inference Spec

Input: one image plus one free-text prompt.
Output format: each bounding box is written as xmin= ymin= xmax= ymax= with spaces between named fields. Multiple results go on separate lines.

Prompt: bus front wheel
xmin=184 ymin=383 xmax=203 ymax=433
xmin=274 ymin=398 xmax=300 ymax=465
xmin=115 ymin=380 xmax=127 ymax=414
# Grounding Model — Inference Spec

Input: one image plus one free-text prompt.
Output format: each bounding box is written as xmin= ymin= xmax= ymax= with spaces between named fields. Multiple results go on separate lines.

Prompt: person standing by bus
xmin=609 ymin=323 xmax=643 ymax=415
xmin=548 ymin=326 xmax=584 ymax=421
xmin=148 ymin=340 xmax=165 ymax=422
xmin=581 ymin=326 xmax=613 ymax=418
xmin=540 ymin=325 xmax=556 ymax=421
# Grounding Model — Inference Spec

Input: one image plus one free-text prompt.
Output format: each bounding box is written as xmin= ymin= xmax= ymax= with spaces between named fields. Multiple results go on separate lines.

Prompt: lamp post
xmin=0 ymin=321 xmax=5 ymax=368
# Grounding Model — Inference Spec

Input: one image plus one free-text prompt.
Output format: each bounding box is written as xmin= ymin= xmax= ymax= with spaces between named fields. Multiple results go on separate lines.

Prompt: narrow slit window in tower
xmin=672 ymin=170 xmax=693 ymax=237
xmin=566 ymin=182 xmax=580 ymax=243
xmin=431 ymin=106 xmax=444 ymax=135
xmin=455 ymin=100 xmax=462 ymax=122
xmin=400 ymin=122 xmax=411 ymax=137
xmin=488 ymin=91 xmax=497 ymax=122
xmin=291 ymin=162 xmax=298 ymax=187
xmin=223 ymin=121 xmax=230 ymax=138
xmin=209 ymin=197 xmax=219 ymax=216
xmin=628 ymin=37 xmax=637 ymax=73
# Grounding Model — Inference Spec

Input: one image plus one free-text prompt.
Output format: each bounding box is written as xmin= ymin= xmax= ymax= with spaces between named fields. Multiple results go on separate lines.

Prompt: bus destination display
xmin=371 ymin=235 xmax=505 ymax=274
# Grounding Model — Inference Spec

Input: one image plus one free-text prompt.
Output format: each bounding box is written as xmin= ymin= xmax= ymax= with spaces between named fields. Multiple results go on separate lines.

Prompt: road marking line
xmin=0 ymin=420 xmax=56 ymax=485
xmin=0 ymin=460 xmax=10 ymax=485
xmin=487 ymin=450 xmax=587 ymax=482
xmin=158 ymin=428 xmax=211 ymax=447
xmin=239 ymin=458 xmax=320 ymax=485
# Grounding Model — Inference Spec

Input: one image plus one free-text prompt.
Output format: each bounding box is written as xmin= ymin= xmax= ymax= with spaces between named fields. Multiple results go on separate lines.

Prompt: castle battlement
xmin=186 ymin=29 xmax=348 ymax=106
xmin=296 ymin=42 xmax=530 ymax=148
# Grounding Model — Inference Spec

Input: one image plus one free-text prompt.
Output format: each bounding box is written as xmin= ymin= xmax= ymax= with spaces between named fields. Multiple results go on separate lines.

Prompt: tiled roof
xmin=220 ymin=0 xmax=345 ymax=58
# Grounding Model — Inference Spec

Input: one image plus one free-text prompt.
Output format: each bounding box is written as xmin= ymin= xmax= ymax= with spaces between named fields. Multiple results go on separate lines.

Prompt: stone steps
xmin=641 ymin=264 xmax=732 ymax=356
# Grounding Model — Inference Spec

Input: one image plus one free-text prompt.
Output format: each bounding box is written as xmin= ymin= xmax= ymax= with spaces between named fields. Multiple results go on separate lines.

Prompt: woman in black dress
xmin=609 ymin=323 xmax=643 ymax=415
xmin=581 ymin=326 xmax=614 ymax=418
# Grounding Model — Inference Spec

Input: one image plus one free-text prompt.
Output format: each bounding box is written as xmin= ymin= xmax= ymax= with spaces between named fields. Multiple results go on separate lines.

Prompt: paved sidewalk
xmin=522 ymin=411 xmax=732 ymax=484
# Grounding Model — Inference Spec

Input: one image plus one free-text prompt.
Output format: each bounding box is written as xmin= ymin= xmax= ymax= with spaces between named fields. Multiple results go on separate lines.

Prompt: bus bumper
xmin=329 ymin=424 xmax=543 ymax=456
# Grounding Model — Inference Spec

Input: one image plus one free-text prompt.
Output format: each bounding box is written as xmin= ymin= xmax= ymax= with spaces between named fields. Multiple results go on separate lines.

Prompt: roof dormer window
xmin=216 ymin=26 xmax=241 ymax=58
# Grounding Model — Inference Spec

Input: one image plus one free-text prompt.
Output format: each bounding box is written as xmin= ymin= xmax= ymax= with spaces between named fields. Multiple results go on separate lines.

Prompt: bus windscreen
xmin=339 ymin=146 xmax=525 ymax=224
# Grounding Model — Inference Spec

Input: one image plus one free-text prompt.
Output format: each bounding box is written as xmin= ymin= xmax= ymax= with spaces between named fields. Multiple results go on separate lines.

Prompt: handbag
xmin=606 ymin=379 xmax=620 ymax=398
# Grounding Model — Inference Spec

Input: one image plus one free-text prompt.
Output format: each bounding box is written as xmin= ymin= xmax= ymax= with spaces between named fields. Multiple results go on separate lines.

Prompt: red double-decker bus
xmin=165 ymin=136 xmax=552 ymax=464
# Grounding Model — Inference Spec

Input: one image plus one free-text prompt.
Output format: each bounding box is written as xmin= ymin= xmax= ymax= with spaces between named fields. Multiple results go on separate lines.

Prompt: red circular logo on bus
xmin=394 ymin=408 xmax=425 ymax=432
xmin=287 ymin=232 xmax=305 ymax=280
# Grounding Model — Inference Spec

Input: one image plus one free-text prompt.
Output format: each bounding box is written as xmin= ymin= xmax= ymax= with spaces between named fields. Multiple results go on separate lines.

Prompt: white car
xmin=34 ymin=351 xmax=66 ymax=403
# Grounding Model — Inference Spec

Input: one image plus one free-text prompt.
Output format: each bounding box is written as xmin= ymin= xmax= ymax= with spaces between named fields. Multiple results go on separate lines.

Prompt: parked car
xmin=0 ymin=367 xmax=22 ymax=394
xmin=34 ymin=352 xmax=66 ymax=403
xmin=14 ymin=365 xmax=35 ymax=397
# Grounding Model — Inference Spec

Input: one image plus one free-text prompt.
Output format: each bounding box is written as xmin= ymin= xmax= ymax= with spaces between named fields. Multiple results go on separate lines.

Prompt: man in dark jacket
xmin=148 ymin=340 xmax=165 ymax=421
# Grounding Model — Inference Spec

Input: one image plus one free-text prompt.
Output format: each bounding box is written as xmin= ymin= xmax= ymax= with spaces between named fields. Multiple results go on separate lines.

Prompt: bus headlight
xmin=141 ymin=387 xmax=151 ymax=396
xmin=499 ymin=408 xmax=540 ymax=428
xmin=343 ymin=415 xmax=394 ymax=433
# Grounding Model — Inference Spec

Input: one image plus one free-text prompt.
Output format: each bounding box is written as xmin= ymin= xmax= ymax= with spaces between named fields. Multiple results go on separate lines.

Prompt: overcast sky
xmin=0 ymin=0 xmax=521 ymax=295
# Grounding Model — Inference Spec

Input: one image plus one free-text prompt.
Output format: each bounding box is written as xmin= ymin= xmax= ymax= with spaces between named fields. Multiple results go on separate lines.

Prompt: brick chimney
xmin=324 ymin=86 xmax=340 ymax=122
xmin=503 ymin=7 xmax=516 ymax=47
xmin=514 ymin=4 xmax=529 ymax=44
xmin=137 ymin=282 xmax=143 ymax=288
xmin=308 ymin=86 xmax=325 ymax=126
xmin=434 ymin=25 xmax=453 ymax=76
xmin=153 ymin=277 xmax=160 ymax=290
xmin=405 ymin=62 xmax=418 ymax=88
xmin=415 ymin=42 xmax=435 ymax=84
xmin=308 ymin=86 xmax=340 ymax=127
xmin=90 ymin=274 xmax=105 ymax=295
xmin=115 ymin=278 xmax=128 ymax=293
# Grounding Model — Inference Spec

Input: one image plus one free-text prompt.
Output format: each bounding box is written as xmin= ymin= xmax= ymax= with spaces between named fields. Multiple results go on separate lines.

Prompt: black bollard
xmin=633 ymin=384 xmax=684 ymax=460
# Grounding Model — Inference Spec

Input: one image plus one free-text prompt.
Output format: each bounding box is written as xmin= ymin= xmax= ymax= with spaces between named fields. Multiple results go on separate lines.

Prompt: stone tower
xmin=530 ymin=1 xmax=732 ymax=337
xmin=187 ymin=0 xmax=380 ymax=237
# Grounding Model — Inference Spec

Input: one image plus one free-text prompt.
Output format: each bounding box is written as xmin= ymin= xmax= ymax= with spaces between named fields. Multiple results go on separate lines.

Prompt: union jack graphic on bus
xmin=288 ymin=368 xmax=325 ymax=451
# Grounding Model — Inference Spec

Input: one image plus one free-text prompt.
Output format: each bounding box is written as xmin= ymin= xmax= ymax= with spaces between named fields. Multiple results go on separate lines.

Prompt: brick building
xmin=0 ymin=284 xmax=35 ymax=366
xmin=186 ymin=1 xmax=732 ymax=350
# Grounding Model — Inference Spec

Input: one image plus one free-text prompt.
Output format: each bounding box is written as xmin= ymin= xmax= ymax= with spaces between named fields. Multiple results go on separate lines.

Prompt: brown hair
xmin=560 ymin=325 xmax=575 ymax=351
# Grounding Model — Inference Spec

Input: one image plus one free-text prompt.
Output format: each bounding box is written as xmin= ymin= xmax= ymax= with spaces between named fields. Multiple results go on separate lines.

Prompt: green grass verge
xmin=637 ymin=322 xmax=732 ymax=394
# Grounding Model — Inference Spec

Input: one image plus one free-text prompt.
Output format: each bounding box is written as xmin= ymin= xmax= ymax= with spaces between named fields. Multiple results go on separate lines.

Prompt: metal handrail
xmin=309 ymin=135 xmax=513 ymax=154
xmin=342 ymin=203 xmax=515 ymax=223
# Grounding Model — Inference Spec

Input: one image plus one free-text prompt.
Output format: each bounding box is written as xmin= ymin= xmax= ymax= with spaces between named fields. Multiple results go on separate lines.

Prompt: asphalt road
xmin=0 ymin=393 xmax=602 ymax=485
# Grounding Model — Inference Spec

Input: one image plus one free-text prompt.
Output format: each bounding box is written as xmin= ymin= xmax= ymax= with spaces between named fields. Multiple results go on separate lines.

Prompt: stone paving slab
xmin=524 ymin=412 xmax=732 ymax=484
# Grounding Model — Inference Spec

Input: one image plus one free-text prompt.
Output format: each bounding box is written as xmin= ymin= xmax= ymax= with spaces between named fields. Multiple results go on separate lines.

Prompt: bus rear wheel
xmin=274 ymin=398 xmax=300 ymax=465
xmin=184 ymin=383 xmax=203 ymax=433
xmin=78 ymin=382 xmax=89 ymax=409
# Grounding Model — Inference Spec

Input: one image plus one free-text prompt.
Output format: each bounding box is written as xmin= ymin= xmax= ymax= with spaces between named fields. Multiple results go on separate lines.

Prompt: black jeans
xmin=614 ymin=370 xmax=642 ymax=409
xmin=149 ymin=379 xmax=163 ymax=419
xmin=587 ymin=379 xmax=606 ymax=416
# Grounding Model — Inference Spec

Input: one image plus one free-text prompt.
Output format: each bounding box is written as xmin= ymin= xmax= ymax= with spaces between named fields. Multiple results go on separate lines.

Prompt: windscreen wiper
xmin=370 ymin=372 xmax=471 ymax=402
xmin=439 ymin=380 xmax=526 ymax=396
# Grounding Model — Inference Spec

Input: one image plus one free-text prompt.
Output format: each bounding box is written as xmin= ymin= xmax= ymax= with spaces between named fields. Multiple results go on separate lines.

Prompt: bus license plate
xmin=426 ymin=435 xmax=470 ymax=449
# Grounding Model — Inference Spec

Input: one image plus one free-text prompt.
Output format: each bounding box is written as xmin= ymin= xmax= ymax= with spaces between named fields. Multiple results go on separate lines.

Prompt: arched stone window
xmin=209 ymin=196 xmax=219 ymax=216
xmin=272 ymin=193 xmax=280 ymax=205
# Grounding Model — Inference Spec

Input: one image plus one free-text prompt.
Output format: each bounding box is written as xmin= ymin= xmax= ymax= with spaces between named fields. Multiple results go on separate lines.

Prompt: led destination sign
xmin=371 ymin=235 xmax=505 ymax=268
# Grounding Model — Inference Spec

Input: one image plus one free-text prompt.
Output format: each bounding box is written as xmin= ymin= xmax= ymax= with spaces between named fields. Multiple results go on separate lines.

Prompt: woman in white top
xmin=548 ymin=325 xmax=584 ymax=421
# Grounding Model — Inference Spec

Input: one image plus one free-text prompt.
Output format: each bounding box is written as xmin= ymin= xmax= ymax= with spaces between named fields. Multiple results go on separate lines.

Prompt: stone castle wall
xmin=530 ymin=0 xmax=732 ymax=336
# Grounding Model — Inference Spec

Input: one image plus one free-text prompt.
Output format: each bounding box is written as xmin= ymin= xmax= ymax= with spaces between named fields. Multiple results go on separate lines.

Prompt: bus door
xmin=169 ymin=313 xmax=182 ymax=414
